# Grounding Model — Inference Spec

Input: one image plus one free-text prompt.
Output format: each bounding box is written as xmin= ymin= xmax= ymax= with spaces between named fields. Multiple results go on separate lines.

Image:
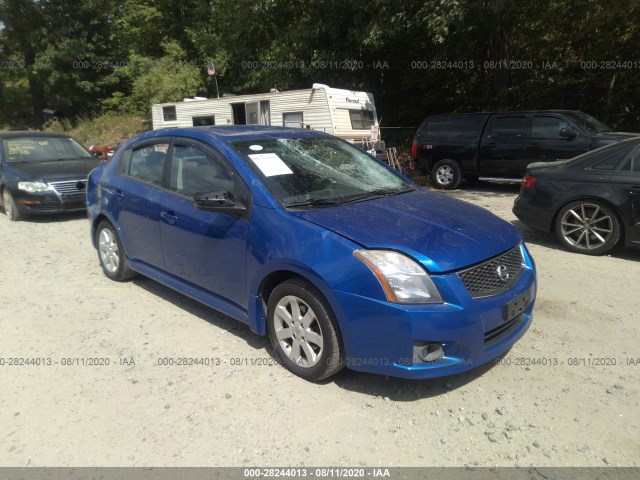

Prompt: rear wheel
xmin=555 ymin=200 xmax=620 ymax=255
xmin=267 ymin=278 xmax=344 ymax=381
xmin=96 ymin=221 xmax=136 ymax=281
xmin=431 ymin=159 xmax=462 ymax=190
xmin=2 ymin=189 xmax=22 ymax=221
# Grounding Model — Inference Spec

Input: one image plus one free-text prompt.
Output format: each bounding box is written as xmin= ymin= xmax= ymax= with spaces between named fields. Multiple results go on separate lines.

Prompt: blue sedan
xmin=86 ymin=126 xmax=536 ymax=381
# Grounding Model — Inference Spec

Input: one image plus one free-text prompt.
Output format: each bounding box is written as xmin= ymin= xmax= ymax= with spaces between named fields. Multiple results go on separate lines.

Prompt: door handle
xmin=114 ymin=190 xmax=124 ymax=201
xmin=160 ymin=211 xmax=178 ymax=225
xmin=630 ymin=186 xmax=640 ymax=194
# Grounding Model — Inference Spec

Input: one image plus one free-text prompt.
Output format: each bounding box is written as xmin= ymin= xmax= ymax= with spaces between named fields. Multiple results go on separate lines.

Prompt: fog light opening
xmin=413 ymin=342 xmax=445 ymax=364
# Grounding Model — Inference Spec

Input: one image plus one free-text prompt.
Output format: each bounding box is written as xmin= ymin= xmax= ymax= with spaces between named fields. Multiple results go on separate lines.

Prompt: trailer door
xmin=231 ymin=103 xmax=246 ymax=125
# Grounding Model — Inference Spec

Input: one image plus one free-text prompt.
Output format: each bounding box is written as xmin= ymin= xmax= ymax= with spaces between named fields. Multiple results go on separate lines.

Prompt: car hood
xmin=290 ymin=190 xmax=521 ymax=273
xmin=596 ymin=131 xmax=640 ymax=140
xmin=6 ymin=158 xmax=100 ymax=181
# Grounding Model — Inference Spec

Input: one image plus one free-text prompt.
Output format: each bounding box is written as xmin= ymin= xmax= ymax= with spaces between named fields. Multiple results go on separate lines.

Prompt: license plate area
xmin=503 ymin=291 xmax=531 ymax=321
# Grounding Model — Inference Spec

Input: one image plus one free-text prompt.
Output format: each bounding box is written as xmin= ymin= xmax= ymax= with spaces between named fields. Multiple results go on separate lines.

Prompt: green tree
xmin=107 ymin=39 xmax=204 ymax=115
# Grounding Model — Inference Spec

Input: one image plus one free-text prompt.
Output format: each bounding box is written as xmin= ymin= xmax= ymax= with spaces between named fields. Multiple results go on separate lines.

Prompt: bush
xmin=44 ymin=113 xmax=148 ymax=148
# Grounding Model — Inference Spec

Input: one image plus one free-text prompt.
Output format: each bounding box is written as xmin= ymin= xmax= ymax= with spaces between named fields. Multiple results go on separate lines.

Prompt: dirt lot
xmin=1 ymin=183 xmax=639 ymax=468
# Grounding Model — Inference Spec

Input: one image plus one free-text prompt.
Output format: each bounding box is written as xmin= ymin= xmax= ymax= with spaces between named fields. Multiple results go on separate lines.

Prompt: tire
xmin=2 ymin=189 xmax=22 ymax=221
xmin=555 ymin=200 xmax=621 ymax=255
xmin=431 ymin=159 xmax=462 ymax=190
xmin=96 ymin=221 xmax=136 ymax=281
xmin=267 ymin=278 xmax=344 ymax=381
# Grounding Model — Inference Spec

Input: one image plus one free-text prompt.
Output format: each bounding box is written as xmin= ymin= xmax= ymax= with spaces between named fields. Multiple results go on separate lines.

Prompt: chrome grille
xmin=49 ymin=179 xmax=87 ymax=194
xmin=458 ymin=245 xmax=524 ymax=298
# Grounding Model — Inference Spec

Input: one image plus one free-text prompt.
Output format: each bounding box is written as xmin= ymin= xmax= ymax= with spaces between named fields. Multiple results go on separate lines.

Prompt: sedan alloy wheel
xmin=267 ymin=278 xmax=344 ymax=381
xmin=556 ymin=201 xmax=620 ymax=255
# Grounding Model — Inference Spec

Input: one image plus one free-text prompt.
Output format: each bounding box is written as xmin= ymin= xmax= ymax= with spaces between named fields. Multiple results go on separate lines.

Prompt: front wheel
xmin=267 ymin=278 xmax=344 ymax=381
xmin=96 ymin=221 xmax=136 ymax=281
xmin=2 ymin=189 xmax=22 ymax=221
xmin=431 ymin=159 xmax=462 ymax=190
xmin=555 ymin=200 xmax=621 ymax=255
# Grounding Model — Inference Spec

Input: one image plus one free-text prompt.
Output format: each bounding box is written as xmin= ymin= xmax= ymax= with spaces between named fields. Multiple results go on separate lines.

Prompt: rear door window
xmin=618 ymin=146 xmax=640 ymax=172
xmin=418 ymin=115 xmax=485 ymax=142
xmin=488 ymin=116 xmax=531 ymax=138
xmin=531 ymin=116 xmax=569 ymax=138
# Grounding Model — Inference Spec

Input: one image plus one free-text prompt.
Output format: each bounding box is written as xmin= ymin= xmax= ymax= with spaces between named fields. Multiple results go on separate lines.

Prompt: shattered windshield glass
xmin=231 ymin=136 xmax=414 ymax=208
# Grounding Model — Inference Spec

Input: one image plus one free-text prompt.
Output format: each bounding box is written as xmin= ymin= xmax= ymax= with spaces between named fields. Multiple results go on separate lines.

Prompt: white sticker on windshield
xmin=249 ymin=145 xmax=263 ymax=151
xmin=248 ymin=153 xmax=293 ymax=177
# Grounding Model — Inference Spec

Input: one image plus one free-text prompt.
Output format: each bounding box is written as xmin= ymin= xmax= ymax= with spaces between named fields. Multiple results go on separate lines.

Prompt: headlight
xmin=354 ymin=250 xmax=443 ymax=304
xmin=18 ymin=181 xmax=51 ymax=193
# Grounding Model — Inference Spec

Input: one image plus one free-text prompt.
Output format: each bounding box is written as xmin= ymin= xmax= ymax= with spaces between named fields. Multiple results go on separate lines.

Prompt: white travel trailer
xmin=151 ymin=83 xmax=379 ymax=142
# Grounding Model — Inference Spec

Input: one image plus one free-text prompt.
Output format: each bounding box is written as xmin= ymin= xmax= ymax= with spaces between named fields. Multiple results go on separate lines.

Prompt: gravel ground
xmin=1 ymin=182 xmax=639 ymax=467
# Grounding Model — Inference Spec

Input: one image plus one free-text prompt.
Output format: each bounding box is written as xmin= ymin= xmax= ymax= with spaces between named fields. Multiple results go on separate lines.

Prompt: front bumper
xmin=333 ymin=246 xmax=536 ymax=379
xmin=10 ymin=179 xmax=88 ymax=215
xmin=14 ymin=191 xmax=86 ymax=214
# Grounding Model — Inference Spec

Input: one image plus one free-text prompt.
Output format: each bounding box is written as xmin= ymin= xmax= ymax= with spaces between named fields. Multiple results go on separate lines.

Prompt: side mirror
xmin=194 ymin=190 xmax=247 ymax=217
xmin=560 ymin=127 xmax=577 ymax=139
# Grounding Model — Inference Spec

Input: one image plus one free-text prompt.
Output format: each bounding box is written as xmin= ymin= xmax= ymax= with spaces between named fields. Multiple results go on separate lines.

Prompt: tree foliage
xmin=0 ymin=0 xmax=639 ymax=132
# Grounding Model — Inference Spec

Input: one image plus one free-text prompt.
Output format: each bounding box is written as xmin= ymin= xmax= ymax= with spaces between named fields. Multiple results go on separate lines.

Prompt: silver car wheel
xmin=3 ymin=189 xmax=19 ymax=221
xmin=273 ymin=295 xmax=324 ymax=368
xmin=560 ymin=203 xmax=613 ymax=251
xmin=436 ymin=165 xmax=454 ymax=185
xmin=98 ymin=227 xmax=120 ymax=273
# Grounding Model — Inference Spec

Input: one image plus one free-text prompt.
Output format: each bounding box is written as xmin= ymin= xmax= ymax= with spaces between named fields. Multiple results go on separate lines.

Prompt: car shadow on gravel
xmin=130 ymin=276 xmax=269 ymax=352
xmin=329 ymin=354 xmax=506 ymax=401
xmin=129 ymin=274 xmax=511 ymax=396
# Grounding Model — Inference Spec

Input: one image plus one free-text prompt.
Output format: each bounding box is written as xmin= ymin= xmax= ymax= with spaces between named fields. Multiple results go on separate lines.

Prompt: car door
xmin=524 ymin=114 xmax=587 ymax=166
xmin=106 ymin=139 xmax=171 ymax=269
xmin=158 ymin=139 xmax=250 ymax=309
xmin=606 ymin=145 xmax=640 ymax=246
xmin=479 ymin=114 xmax=532 ymax=177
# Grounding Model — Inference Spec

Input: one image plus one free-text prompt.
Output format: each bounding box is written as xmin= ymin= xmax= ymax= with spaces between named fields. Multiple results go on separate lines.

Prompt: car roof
xmin=0 ymin=130 xmax=73 ymax=139
xmin=148 ymin=125 xmax=329 ymax=143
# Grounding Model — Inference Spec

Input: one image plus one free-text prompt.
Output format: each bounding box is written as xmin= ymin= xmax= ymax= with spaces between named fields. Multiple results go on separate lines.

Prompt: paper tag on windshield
xmin=248 ymin=153 xmax=293 ymax=177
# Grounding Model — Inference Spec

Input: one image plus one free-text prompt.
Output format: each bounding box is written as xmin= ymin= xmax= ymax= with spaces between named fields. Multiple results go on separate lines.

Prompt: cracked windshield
xmin=232 ymin=136 xmax=413 ymax=207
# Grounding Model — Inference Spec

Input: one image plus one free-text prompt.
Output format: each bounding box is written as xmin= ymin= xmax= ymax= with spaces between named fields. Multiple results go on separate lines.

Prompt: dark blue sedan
xmin=87 ymin=126 xmax=536 ymax=381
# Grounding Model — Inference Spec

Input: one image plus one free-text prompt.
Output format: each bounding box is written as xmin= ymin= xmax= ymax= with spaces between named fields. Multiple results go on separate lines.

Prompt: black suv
xmin=411 ymin=110 xmax=638 ymax=189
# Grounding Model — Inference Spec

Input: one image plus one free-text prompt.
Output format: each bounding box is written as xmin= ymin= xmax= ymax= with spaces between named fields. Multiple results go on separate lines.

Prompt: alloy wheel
xmin=559 ymin=203 xmax=613 ymax=251
xmin=272 ymin=295 xmax=324 ymax=368
xmin=98 ymin=227 xmax=120 ymax=273
xmin=436 ymin=166 xmax=454 ymax=185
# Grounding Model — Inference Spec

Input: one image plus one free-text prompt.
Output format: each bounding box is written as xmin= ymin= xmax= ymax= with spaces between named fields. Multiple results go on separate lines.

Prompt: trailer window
xmin=163 ymin=106 xmax=177 ymax=122
xmin=349 ymin=110 xmax=375 ymax=130
xmin=192 ymin=115 xmax=215 ymax=126
xmin=283 ymin=112 xmax=304 ymax=128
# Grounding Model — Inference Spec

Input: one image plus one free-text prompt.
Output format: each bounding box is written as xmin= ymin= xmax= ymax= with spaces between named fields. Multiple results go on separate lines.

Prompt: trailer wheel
xmin=431 ymin=159 xmax=462 ymax=190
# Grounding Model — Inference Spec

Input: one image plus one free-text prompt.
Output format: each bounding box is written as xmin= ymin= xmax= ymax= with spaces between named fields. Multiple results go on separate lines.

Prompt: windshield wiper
xmin=285 ymin=197 xmax=343 ymax=208
xmin=342 ymin=187 xmax=416 ymax=204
